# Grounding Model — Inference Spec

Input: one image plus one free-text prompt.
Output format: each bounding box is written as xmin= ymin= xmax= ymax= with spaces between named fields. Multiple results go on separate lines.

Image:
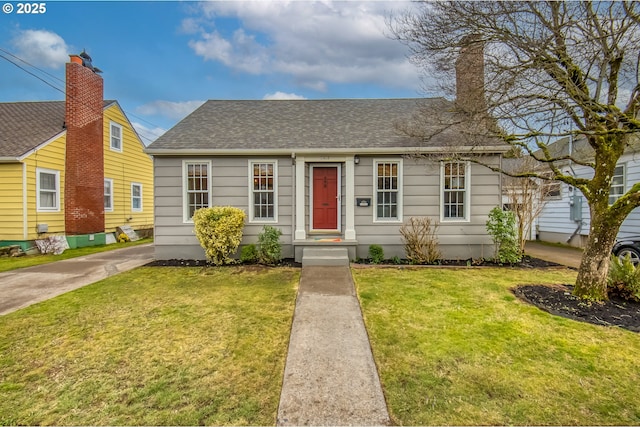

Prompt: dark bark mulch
xmin=146 ymin=258 xmax=303 ymax=268
xmin=354 ymin=255 xmax=563 ymax=269
xmin=513 ymin=284 xmax=640 ymax=333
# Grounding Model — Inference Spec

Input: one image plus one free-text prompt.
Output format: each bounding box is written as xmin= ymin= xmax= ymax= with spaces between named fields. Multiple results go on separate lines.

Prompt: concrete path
xmin=0 ymin=244 xmax=154 ymax=315
xmin=277 ymin=266 xmax=390 ymax=426
xmin=525 ymin=241 xmax=583 ymax=269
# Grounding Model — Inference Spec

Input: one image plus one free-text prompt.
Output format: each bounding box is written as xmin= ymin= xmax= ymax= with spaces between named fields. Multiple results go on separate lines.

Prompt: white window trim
xmin=110 ymin=121 xmax=123 ymax=152
xmin=373 ymin=158 xmax=403 ymax=223
xmin=131 ymin=182 xmax=143 ymax=212
xmin=104 ymin=178 xmax=114 ymax=212
xmin=440 ymin=161 xmax=471 ymax=223
xmin=36 ymin=167 xmax=60 ymax=212
xmin=248 ymin=159 xmax=278 ymax=223
xmin=609 ymin=163 xmax=626 ymax=205
xmin=183 ymin=160 xmax=212 ymax=223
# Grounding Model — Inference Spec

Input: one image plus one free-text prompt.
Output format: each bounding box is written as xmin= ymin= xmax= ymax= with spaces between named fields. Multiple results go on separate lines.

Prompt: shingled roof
xmin=0 ymin=100 xmax=115 ymax=159
xmin=147 ymin=98 xmax=507 ymax=154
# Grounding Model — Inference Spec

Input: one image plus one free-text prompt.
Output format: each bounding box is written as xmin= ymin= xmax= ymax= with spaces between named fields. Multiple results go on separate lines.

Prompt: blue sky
xmin=0 ymin=1 xmax=422 ymax=144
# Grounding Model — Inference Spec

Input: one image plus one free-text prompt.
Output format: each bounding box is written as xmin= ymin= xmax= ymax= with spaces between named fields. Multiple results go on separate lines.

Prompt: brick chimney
xmin=455 ymin=35 xmax=486 ymax=115
xmin=64 ymin=52 xmax=105 ymax=235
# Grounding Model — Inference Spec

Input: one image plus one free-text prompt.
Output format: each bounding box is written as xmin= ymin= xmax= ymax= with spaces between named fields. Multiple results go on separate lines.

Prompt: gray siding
xmin=353 ymin=155 xmax=500 ymax=260
xmin=154 ymin=156 xmax=294 ymax=260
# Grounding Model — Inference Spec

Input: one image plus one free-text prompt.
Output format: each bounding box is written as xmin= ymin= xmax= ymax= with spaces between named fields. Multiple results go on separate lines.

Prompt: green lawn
xmin=0 ymin=238 xmax=152 ymax=273
xmin=353 ymin=267 xmax=640 ymax=426
xmin=0 ymin=266 xmax=299 ymax=425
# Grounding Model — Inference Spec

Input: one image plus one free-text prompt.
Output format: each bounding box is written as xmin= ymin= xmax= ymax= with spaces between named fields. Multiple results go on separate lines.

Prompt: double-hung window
xmin=250 ymin=161 xmax=277 ymax=222
xmin=184 ymin=161 xmax=211 ymax=221
xmin=36 ymin=168 xmax=60 ymax=212
xmin=442 ymin=161 xmax=470 ymax=221
xmin=609 ymin=164 xmax=625 ymax=205
xmin=375 ymin=160 xmax=402 ymax=221
xmin=104 ymin=178 xmax=114 ymax=212
xmin=110 ymin=122 xmax=123 ymax=152
xmin=131 ymin=183 xmax=143 ymax=212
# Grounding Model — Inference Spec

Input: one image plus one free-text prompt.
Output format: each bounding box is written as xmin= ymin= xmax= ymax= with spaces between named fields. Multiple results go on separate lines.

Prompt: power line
xmin=0 ymin=48 xmax=165 ymax=143
xmin=0 ymin=52 xmax=65 ymax=95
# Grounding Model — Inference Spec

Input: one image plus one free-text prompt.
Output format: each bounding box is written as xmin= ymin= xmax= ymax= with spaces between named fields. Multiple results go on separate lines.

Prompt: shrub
xmin=240 ymin=244 xmax=258 ymax=264
xmin=486 ymin=206 xmax=521 ymax=264
xmin=258 ymin=225 xmax=282 ymax=265
xmin=400 ymin=217 xmax=441 ymax=264
xmin=368 ymin=244 xmax=384 ymax=264
xmin=117 ymin=233 xmax=130 ymax=243
xmin=193 ymin=206 xmax=246 ymax=265
xmin=607 ymin=255 xmax=640 ymax=302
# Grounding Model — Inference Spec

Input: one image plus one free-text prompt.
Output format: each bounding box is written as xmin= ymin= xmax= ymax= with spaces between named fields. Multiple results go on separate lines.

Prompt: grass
xmin=0 ymin=266 xmax=299 ymax=425
xmin=353 ymin=267 xmax=640 ymax=425
xmin=0 ymin=238 xmax=152 ymax=273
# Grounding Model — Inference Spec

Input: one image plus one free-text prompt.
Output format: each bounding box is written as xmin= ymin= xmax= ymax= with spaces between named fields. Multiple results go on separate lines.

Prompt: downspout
xmin=291 ymin=152 xmax=296 ymax=244
xmin=567 ymin=222 xmax=582 ymax=244
xmin=22 ymin=162 xmax=28 ymax=240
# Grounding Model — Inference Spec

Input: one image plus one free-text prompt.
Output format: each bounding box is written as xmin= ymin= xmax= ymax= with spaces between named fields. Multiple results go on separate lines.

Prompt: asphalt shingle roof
xmin=0 ymin=100 xmax=115 ymax=159
xmin=0 ymin=101 xmax=66 ymax=158
xmin=148 ymin=98 xmax=504 ymax=153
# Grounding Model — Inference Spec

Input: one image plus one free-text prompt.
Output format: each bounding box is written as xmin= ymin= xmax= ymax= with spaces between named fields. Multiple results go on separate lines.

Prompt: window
xmin=442 ymin=161 xmax=469 ymax=221
xmin=36 ymin=168 xmax=60 ymax=211
xmin=104 ymin=178 xmax=113 ymax=212
xmin=250 ymin=161 xmax=277 ymax=221
xmin=609 ymin=164 xmax=625 ymax=205
xmin=131 ymin=183 xmax=142 ymax=212
xmin=375 ymin=160 xmax=402 ymax=221
xmin=184 ymin=161 xmax=210 ymax=221
xmin=110 ymin=122 xmax=122 ymax=152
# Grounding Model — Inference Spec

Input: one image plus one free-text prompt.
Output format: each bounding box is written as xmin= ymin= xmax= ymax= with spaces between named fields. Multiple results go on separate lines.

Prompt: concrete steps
xmin=302 ymin=247 xmax=350 ymax=266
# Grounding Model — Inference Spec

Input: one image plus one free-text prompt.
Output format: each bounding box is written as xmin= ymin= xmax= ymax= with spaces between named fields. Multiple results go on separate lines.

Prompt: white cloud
xmin=11 ymin=29 xmax=70 ymax=69
xmin=131 ymin=122 xmax=167 ymax=146
xmin=136 ymin=100 xmax=205 ymax=120
xmin=184 ymin=1 xmax=420 ymax=93
xmin=263 ymin=91 xmax=307 ymax=100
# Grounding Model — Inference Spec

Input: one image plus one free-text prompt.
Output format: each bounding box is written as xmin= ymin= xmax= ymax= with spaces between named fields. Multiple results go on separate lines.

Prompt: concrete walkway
xmin=0 ymin=244 xmax=154 ymax=315
xmin=277 ymin=266 xmax=390 ymax=426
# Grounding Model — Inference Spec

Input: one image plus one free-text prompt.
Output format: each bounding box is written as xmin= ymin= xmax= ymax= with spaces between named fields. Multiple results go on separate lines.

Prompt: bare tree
xmin=502 ymin=157 xmax=554 ymax=255
xmin=389 ymin=1 xmax=640 ymax=301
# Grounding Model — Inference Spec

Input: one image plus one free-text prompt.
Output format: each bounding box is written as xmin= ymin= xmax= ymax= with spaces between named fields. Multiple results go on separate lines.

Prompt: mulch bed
xmin=513 ymin=284 xmax=640 ymax=333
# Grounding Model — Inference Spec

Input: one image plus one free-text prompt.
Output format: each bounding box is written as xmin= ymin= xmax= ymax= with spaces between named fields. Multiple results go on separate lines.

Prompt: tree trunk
xmin=573 ymin=215 xmax=620 ymax=301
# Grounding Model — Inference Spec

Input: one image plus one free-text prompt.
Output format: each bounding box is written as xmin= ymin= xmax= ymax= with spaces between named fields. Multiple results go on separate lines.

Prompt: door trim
xmin=309 ymin=163 xmax=341 ymax=233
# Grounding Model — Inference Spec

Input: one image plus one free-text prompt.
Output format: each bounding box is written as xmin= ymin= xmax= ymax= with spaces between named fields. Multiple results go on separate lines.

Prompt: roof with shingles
xmin=0 ymin=100 xmax=115 ymax=159
xmin=147 ymin=98 xmax=506 ymax=153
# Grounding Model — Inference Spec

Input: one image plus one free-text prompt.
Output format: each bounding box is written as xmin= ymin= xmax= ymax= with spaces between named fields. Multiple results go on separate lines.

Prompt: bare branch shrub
xmin=400 ymin=217 xmax=441 ymax=264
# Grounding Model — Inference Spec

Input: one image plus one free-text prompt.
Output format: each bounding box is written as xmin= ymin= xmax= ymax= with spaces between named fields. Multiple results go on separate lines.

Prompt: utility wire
xmin=0 ymin=48 xmax=164 ymax=144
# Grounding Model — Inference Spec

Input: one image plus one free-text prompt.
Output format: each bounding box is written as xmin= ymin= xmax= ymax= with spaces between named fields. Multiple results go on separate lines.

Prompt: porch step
xmin=302 ymin=247 xmax=350 ymax=266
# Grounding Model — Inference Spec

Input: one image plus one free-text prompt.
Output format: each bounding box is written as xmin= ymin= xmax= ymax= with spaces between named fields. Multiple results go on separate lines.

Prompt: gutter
xmin=145 ymin=145 xmax=511 ymax=156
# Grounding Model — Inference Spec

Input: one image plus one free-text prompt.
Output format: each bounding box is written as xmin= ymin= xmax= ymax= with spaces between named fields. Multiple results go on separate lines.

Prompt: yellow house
xmin=0 ymin=55 xmax=153 ymax=250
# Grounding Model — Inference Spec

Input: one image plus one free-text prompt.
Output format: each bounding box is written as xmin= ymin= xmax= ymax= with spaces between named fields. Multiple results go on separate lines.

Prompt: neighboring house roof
xmin=0 ymin=100 xmax=116 ymax=159
xmin=147 ymin=98 xmax=507 ymax=155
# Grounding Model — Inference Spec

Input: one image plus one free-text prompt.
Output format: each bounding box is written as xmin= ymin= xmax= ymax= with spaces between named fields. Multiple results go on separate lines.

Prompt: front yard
xmin=0 ymin=266 xmax=299 ymax=425
xmin=353 ymin=267 xmax=640 ymax=425
xmin=2 ymin=264 xmax=639 ymax=425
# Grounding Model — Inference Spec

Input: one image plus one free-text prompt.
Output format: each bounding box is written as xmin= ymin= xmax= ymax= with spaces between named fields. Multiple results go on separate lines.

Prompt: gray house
xmin=146 ymin=97 xmax=509 ymax=262
xmin=146 ymin=41 xmax=510 ymax=262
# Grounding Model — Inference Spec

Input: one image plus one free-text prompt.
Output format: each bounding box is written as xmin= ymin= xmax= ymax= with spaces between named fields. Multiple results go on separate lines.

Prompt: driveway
xmin=0 ymin=244 xmax=154 ymax=316
xmin=525 ymin=241 xmax=582 ymax=269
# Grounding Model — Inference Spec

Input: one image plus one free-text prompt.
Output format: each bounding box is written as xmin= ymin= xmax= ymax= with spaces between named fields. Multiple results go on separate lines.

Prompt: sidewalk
xmin=0 ymin=244 xmax=154 ymax=315
xmin=277 ymin=265 xmax=390 ymax=426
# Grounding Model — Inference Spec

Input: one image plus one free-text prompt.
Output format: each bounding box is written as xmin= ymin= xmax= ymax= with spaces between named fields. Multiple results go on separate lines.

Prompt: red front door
xmin=313 ymin=167 xmax=338 ymax=230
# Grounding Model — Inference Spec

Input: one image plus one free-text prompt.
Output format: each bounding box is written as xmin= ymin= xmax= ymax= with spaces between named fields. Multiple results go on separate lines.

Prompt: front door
xmin=312 ymin=167 xmax=338 ymax=230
